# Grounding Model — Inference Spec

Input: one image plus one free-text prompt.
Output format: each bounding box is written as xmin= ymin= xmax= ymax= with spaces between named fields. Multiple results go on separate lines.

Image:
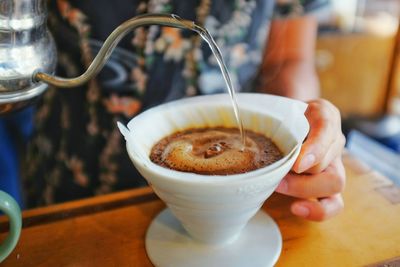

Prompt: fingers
xmin=278 ymin=99 xmax=346 ymax=221
xmin=276 ymin=157 xmax=346 ymax=221
xmin=293 ymin=99 xmax=343 ymax=174
xmin=276 ymin=157 xmax=346 ymax=199
xmin=291 ymin=194 xmax=344 ymax=221
xmin=307 ymin=133 xmax=346 ymax=174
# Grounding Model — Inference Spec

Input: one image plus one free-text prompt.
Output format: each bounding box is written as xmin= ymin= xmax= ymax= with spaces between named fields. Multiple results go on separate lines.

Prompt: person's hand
xmin=275 ymin=99 xmax=346 ymax=221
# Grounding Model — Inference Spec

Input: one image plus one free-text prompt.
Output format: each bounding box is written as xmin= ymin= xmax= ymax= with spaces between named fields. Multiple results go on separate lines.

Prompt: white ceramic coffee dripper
xmin=118 ymin=93 xmax=309 ymax=267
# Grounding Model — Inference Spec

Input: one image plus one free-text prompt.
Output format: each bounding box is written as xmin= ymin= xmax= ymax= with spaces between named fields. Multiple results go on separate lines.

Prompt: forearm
xmin=257 ymin=15 xmax=320 ymax=101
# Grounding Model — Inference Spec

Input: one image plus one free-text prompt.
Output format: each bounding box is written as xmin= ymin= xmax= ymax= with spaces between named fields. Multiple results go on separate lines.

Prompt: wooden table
xmin=1 ymin=153 xmax=400 ymax=267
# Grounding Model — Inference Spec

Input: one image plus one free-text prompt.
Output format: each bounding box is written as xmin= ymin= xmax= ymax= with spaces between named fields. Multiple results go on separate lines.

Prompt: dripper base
xmin=145 ymin=208 xmax=282 ymax=267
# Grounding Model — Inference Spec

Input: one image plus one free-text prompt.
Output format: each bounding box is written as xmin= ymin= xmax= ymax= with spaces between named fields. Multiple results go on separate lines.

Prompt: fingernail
xmin=296 ymin=154 xmax=315 ymax=173
xmin=276 ymin=179 xmax=288 ymax=193
xmin=292 ymin=204 xmax=310 ymax=218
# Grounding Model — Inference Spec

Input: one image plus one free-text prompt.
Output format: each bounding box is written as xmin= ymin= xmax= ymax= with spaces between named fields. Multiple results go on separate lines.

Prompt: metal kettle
xmin=0 ymin=0 xmax=201 ymax=114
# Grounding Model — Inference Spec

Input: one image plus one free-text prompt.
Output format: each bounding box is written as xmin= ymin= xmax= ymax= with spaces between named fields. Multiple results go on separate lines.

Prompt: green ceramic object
xmin=0 ymin=191 xmax=22 ymax=262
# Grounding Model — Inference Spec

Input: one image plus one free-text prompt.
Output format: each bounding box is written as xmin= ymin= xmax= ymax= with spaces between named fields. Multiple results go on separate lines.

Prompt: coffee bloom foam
xmin=150 ymin=128 xmax=282 ymax=175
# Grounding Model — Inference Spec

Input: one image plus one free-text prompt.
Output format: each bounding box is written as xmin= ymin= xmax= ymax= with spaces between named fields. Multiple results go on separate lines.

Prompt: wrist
xmin=257 ymin=60 xmax=320 ymax=101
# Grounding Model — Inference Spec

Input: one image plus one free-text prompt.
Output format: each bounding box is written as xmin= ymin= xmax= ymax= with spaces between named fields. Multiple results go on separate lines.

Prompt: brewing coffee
xmin=150 ymin=127 xmax=282 ymax=175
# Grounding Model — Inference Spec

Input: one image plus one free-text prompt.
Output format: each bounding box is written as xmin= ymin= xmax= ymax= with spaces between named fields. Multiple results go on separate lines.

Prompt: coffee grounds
xmin=150 ymin=127 xmax=283 ymax=175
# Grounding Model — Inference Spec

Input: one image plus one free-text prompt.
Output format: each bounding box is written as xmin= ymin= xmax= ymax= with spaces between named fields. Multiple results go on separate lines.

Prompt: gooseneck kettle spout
xmin=0 ymin=0 xmax=205 ymax=114
xmin=34 ymin=14 xmax=203 ymax=88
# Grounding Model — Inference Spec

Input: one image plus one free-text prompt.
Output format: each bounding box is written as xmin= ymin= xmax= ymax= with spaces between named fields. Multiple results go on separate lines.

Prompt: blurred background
xmin=313 ymin=0 xmax=400 ymax=184
xmin=315 ymin=0 xmax=399 ymax=116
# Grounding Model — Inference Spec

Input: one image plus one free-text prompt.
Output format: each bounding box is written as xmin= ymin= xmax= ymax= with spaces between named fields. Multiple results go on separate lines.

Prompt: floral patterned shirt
xmin=23 ymin=0 xmax=315 ymax=207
